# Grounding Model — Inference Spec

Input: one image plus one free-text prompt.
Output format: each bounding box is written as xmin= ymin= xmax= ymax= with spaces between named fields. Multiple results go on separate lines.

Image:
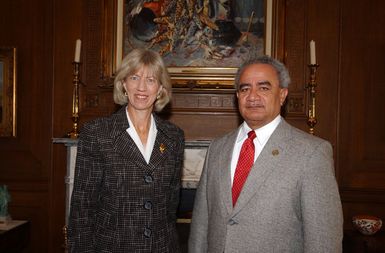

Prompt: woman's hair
xmin=234 ymin=55 xmax=291 ymax=90
xmin=113 ymin=48 xmax=172 ymax=112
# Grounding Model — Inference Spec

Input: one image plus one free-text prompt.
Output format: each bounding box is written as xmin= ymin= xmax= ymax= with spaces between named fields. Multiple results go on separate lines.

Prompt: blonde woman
xmin=68 ymin=48 xmax=184 ymax=252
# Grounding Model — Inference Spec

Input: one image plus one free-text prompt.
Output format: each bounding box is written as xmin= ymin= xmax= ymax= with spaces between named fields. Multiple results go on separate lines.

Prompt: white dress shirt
xmin=125 ymin=109 xmax=157 ymax=164
xmin=230 ymin=115 xmax=282 ymax=185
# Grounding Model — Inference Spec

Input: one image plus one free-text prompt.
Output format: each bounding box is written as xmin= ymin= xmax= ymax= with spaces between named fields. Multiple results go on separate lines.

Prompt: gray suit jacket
xmin=189 ymin=120 xmax=343 ymax=253
xmin=68 ymin=106 xmax=184 ymax=252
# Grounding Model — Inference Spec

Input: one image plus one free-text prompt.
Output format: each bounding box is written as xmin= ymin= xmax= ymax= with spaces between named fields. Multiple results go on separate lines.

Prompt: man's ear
xmin=280 ymin=88 xmax=288 ymax=105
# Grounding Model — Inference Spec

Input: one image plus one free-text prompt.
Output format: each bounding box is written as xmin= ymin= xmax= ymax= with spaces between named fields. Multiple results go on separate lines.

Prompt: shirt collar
xmin=238 ymin=115 xmax=282 ymax=145
xmin=125 ymin=107 xmax=157 ymax=149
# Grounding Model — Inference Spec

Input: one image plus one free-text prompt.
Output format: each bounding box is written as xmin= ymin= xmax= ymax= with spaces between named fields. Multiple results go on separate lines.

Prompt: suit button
xmin=144 ymin=175 xmax=153 ymax=183
xmin=144 ymin=201 xmax=152 ymax=210
xmin=144 ymin=228 xmax=152 ymax=238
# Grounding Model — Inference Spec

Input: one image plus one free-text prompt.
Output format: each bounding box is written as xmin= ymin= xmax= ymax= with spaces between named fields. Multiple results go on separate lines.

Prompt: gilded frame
xmin=101 ymin=0 xmax=282 ymax=89
xmin=0 ymin=47 xmax=17 ymax=137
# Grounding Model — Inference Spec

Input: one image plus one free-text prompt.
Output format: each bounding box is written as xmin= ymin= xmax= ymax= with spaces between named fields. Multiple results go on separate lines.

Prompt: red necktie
xmin=232 ymin=130 xmax=256 ymax=206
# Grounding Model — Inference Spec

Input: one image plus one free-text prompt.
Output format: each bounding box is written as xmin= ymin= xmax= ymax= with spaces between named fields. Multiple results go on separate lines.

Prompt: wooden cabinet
xmin=343 ymin=230 xmax=385 ymax=253
xmin=0 ymin=220 xmax=30 ymax=253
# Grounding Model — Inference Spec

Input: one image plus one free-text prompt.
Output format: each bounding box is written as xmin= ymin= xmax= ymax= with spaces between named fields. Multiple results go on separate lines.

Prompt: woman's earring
xmin=157 ymin=86 xmax=163 ymax=100
xmin=124 ymin=91 xmax=128 ymax=96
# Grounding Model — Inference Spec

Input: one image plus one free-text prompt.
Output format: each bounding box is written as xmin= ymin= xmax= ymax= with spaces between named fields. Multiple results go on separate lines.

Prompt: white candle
xmin=310 ymin=40 xmax=316 ymax=65
xmin=74 ymin=39 xmax=82 ymax=62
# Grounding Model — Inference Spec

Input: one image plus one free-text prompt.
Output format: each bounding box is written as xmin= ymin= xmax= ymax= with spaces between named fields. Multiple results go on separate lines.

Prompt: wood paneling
xmin=0 ymin=0 xmax=384 ymax=251
xmin=0 ymin=0 xmax=54 ymax=252
xmin=166 ymin=90 xmax=241 ymax=140
xmin=338 ymin=0 xmax=385 ymax=188
xmin=52 ymin=0 xmax=83 ymax=252
xmin=337 ymin=0 xmax=385 ymax=224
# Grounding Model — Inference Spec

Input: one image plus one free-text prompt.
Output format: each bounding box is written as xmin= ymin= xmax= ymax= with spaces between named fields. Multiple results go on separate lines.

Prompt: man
xmin=188 ymin=55 xmax=343 ymax=252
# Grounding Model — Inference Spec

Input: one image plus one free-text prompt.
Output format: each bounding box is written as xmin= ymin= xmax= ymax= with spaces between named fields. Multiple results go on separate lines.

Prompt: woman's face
xmin=123 ymin=66 xmax=162 ymax=113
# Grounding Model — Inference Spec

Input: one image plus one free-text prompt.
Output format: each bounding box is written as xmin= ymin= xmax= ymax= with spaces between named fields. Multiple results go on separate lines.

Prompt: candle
xmin=310 ymin=40 xmax=316 ymax=65
xmin=74 ymin=39 xmax=82 ymax=62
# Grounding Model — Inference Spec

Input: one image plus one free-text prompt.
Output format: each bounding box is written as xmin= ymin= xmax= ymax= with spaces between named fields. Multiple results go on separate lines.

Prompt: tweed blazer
xmin=189 ymin=119 xmax=343 ymax=253
xmin=68 ymin=106 xmax=184 ymax=253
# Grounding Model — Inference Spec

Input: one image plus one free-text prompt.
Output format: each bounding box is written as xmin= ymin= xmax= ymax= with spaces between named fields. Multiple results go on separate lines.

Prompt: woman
xmin=68 ymin=48 xmax=184 ymax=252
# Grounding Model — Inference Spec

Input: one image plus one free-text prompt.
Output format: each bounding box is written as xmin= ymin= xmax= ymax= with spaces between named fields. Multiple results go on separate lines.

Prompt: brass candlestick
xmin=67 ymin=62 xmax=81 ymax=139
xmin=306 ymin=64 xmax=319 ymax=135
xmin=63 ymin=225 xmax=68 ymax=252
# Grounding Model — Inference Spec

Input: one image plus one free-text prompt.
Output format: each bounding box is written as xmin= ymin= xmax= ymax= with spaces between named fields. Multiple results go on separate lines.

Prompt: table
xmin=0 ymin=220 xmax=30 ymax=253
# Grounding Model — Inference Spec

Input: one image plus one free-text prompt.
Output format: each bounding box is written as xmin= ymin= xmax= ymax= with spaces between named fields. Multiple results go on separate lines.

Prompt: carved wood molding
xmin=171 ymin=91 xmax=237 ymax=111
xmin=287 ymin=92 xmax=305 ymax=115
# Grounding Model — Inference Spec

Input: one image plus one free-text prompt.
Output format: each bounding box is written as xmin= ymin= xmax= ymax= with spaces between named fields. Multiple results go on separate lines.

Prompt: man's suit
xmin=68 ymin=106 xmax=184 ymax=252
xmin=189 ymin=119 xmax=343 ymax=253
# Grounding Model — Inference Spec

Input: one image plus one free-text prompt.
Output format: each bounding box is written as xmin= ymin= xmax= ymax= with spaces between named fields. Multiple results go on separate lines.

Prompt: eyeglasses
xmin=127 ymin=75 xmax=158 ymax=85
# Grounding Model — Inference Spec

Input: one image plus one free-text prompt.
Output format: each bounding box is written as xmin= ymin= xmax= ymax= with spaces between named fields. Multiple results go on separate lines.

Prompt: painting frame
xmin=101 ymin=0 xmax=282 ymax=89
xmin=0 ymin=47 xmax=17 ymax=137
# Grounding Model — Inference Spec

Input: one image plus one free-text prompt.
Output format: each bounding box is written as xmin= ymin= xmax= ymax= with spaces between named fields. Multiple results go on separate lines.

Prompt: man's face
xmin=236 ymin=63 xmax=288 ymax=129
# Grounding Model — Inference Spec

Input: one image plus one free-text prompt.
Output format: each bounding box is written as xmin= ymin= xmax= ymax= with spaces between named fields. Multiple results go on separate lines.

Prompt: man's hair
xmin=234 ymin=55 xmax=291 ymax=90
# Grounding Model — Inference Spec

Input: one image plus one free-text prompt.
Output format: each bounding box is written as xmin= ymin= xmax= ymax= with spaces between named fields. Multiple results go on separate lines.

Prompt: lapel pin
xmin=272 ymin=149 xmax=279 ymax=156
xmin=160 ymin=143 xmax=166 ymax=153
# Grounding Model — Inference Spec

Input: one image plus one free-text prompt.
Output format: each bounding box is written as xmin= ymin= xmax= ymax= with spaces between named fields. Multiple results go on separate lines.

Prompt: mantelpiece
xmin=52 ymin=138 xmax=78 ymax=225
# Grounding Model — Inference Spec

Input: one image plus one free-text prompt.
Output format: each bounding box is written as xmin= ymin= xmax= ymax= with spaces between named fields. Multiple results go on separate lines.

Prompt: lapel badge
xmin=272 ymin=149 xmax=279 ymax=156
xmin=159 ymin=143 xmax=166 ymax=153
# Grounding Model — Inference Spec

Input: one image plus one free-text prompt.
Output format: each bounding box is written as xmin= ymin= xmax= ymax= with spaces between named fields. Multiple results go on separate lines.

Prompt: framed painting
xmin=101 ymin=0 xmax=283 ymax=89
xmin=0 ymin=47 xmax=17 ymax=137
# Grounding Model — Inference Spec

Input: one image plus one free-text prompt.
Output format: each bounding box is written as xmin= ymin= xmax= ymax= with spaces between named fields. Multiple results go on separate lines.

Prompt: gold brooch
xmin=272 ymin=149 xmax=279 ymax=156
xmin=159 ymin=143 xmax=166 ymax=153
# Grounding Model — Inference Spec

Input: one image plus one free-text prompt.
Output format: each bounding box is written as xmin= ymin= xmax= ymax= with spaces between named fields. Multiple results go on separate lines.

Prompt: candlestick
xmin=67 ymin=62 xmax=81 ymax=138
xmin=74 ymin=39 xmax=81 ymax=63
xmin=310 ymin=40 xmax=316 ymax=65
xmin=306 ymin=63 xmax=319 ymax=135
xmin=63 ymin=225 xmax=68 ymax=252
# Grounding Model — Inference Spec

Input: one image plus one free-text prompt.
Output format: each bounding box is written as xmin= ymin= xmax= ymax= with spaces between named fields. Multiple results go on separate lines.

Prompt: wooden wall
xmin=0 ymin=1 xmax=53 ymax=252
xmin=0 ymin=0 xmax=384 ymax=252
xmin=0 ymin=0 xmax=81 ymax=252
xmin=337 ymin=0 xmax=385 ymax=228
